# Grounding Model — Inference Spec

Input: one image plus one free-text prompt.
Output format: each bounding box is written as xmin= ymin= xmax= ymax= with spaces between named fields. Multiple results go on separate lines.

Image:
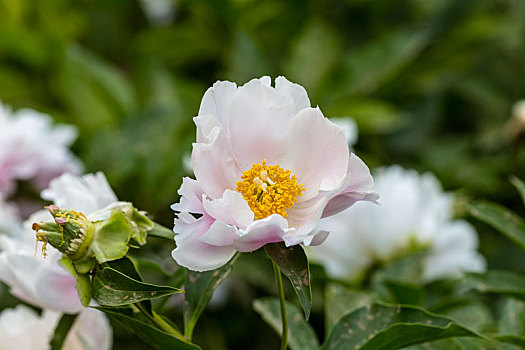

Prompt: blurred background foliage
xmin=1 ymin=0 xmax=525 ymax=348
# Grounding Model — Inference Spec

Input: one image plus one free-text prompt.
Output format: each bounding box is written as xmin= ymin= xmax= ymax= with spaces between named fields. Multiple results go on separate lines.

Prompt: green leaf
xmin=253 ymin=297 xmax=320 ymax=350
xmin=323 ymin=303 xmax=483 ymax=350
xmin=499 ymin=298 xmax=525 ymax=334
xmin=148 ymin=222 xmax=175 ymax=240
xmin=56 ymin=45 xmax=135 ymax=134
xmin=92 ymin=266 xmax=182 ymax=306
xmin=496 ymin=298 xmax=525 ymax=349
xmin=510 ymin=176 xmax=525 ymax=207
xmin=463 ymin=270 xmax=525 ymax=302
xmin=265 ymin=242 xmax=312 ymax=320
xmin=184 ymin=253 xmax=238 ymax=340
xmin=50 ymin=313 xmax=78 ymax=350
xmin=494 ymin=335 xmax=525 ymax=349
xmin=99 ymin=307 xmax=200 ymax=350
xmin=325 ymin=284 xmax=373 ymax=333
xmin=467 ymin=200 xmax=525 ymax=251
xmin=104 ymin=257 xmax=154 ymax=313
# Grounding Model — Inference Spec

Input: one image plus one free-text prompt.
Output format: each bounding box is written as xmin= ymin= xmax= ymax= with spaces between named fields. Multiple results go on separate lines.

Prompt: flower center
xmin=236 ymin=160 xmax=305 ymax=220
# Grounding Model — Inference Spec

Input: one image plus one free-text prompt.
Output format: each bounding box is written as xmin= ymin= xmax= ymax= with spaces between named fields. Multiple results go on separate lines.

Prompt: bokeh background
xmin=1 ymin=0 xmax=525 ymax=349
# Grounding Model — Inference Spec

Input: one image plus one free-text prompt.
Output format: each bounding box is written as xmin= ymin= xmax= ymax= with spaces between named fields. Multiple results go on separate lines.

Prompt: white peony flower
xmin=310 ymin=166 xmax=486 ymax=282
xmin=0 ymin=305 xmax=111 ymax=350
xmin=171 ymin=76 xmax=377 ymax=271
xmin=0 ymin=102 xmax=83 ymax=195
xmin=0 ymin=172 xmax=118 ymax=312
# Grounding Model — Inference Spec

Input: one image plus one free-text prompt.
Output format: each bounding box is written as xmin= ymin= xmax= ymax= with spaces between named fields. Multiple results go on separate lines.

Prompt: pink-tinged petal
xmin=282 ymin=227 xmax=330 ymax=247
xmin=171 ymin=177 xmax=205 ymax=214
xmin=274 ymin=76 xmax=311 ymax=113
xmin=322 ymin=153 xmax=378 ymax=218
xmin=282 ymin=108 xmax=349 ymax=201
xmin=173 ymin=210 xmax=236 ymax=271
xmin=202 ymin=190 xmax=254 ymax=229
xmin=172 ymin=238 xmax=236 ymax=272
xmin=192 ymin=126 xmax=240 ymax=199
xmin=65 ymin=308 xmax=112 ymax=350
xmin=0 ymin=254 xmax=41 ymax=306
xmin=286 ymin=191 xmax=331 ymax=237
xmin=174 ymin=212 xmax=214 ymax=247
xmin=198 ymin=221 xmax=240 ymax=246
xmin=228 ymin=79 xmax=293 ymax=170
xmin=234 ymin=214 xmax=291 ymax=252
xmin=198 ymin=81 xmax=237 ymax=130
xmin=308 ymin=230 xmax=330 ymax=246
xmin=34 ymin=263 xmax=82 ymax=313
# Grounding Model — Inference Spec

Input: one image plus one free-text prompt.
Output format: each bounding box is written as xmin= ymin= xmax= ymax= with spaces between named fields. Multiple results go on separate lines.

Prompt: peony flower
xmin=0 ymin=305 xmax=111 ymax=350
xmin=309 ymin=166 xmax=486 ymax=282
xmin=0 ymin=172 xmax=119 ymax=312
xmin=0 ymin=102 xmax=83 ymax=195
xmin=171 ymin=76 xmax=377 ymax=271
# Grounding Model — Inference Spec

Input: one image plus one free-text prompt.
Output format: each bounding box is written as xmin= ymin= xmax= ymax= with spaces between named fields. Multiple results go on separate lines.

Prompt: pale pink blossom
xmin=0 ymin=102 xmax=82 ymax=195
xmin=172 ymin=77 xmax=377 ymax=271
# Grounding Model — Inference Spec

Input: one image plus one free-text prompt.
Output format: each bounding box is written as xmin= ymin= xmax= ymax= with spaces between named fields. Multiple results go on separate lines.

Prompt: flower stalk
xmin=273 ymin=261 xmax=288 ymax=350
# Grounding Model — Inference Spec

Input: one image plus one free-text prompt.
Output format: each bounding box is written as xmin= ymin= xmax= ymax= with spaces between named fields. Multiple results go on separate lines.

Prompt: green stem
xmin=133 ymin=303 xmax=186 ymax=341
xmin=273 ymin=261 xmax=288 ymax=350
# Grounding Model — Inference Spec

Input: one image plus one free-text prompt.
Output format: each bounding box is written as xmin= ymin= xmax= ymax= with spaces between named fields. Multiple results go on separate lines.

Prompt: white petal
xmin=172 ymin=238 xmax=236 ymax=272
xmin=194 ymin=114 xmax=223 ymax=144
xmin=41 ymin=172 xmax=118 ymax=215
xmin=227 ymin=79 xmax=293 ymax=170
xmin=192 ymin=126 xmax=240 ymax=199
xmin=35 ymin=262 xmax=83 ymax=313
xmin=198 ymin=81 xmax=237 ymax=130
xmin=202 ymin=190 xmax=254 ymax=229
xmin=64 ymin=308 xmax=113 ymax=350
xmin=234 ymin=214 xmax=291 ymax=252
xmin=275 ymin=76 xmax=311 ymax=114
xmin=322 ymin=153 xmax=378 ymax=218
xmin=173 ymin=211 xmax=236 ymax=271
xmin=282 ymin=108 xmax=349 ymax=201
xmin=198 ymin=220 xmax=240 ymax=247
xmin=171 ymin=177 xmax=205 ymax=214
xmin=0 ymin=254 xmax=42 ymax=307
xmin=0 ymin=305 xmax=59 ymax=350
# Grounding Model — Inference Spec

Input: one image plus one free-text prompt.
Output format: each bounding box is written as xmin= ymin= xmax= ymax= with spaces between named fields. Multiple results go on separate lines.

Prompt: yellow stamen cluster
xmin=236 ymin=160 xmax=305 ymax=220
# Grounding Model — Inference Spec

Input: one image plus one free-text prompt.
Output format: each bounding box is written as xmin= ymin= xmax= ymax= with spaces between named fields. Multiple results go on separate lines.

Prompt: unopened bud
xmin=33 ymin=206 xmax=93 ymax=260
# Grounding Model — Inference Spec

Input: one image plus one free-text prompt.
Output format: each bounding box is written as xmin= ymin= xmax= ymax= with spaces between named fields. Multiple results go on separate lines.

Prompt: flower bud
xmin=33 ymin=202 xmax=154 ymax=273
xmin=34 ymin=205 xmax=93 ymax=260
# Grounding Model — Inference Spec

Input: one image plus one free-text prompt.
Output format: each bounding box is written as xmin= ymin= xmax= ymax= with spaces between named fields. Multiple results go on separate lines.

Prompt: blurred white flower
xmin=310 ymin=166 xmax=486 ymax=282
xmin=0 ymin=172 xmax=117 ymax=312
xmin=139 ymin=0 xmax=176 ymax=25
xmin=0 ymin=305 xmax=111 ymax=350
xmin=0 ymin=102 xmax=83 ymax=195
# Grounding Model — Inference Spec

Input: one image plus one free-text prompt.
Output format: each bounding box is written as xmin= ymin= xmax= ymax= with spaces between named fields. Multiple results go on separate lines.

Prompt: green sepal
xmin=90 ymin=209 xmax=133 ymax=263
xmin=59 ymin=256 xmax=92 ymax=307
xmin=72 ymin=255 xmax=97 ymax=274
